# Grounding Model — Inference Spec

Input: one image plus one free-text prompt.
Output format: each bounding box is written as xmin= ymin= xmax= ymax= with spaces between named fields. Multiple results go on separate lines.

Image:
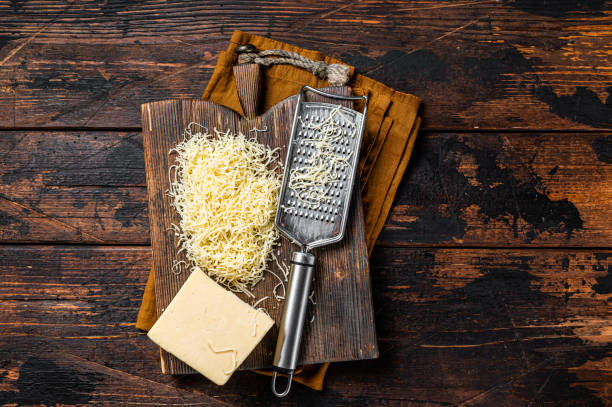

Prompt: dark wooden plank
xmin=0 ymin=245 xmax=609 ymax=406
xmin=2 ymin=130 xmax=610 ymax=247
xmin=0 ymin=131 xmax=148 ymax=244
xmin=339 ymin=247 xmax=612 ymax=407
xmin=142 ymin=92 xmax=376 ymax=373
xmin=1 ymin=1 xmax=611 ymax=129
xmin=381 ymin=132 xmax=612 ymax=247
xmin=0 ymin=347 xmax=230 ymax=406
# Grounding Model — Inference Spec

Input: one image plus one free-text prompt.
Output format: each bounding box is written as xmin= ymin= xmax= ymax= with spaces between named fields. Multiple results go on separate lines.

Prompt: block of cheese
xmin=147 ymin=268 xmax=275 ymax=385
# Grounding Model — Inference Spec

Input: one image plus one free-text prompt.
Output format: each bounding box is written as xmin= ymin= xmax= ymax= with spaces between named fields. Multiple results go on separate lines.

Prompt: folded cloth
xmin=137 ymin=30 xmax=421 ymax=391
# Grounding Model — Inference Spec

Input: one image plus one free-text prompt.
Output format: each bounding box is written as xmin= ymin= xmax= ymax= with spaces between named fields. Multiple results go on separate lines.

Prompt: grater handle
xmin=301 ymin=85 xmax=369 ymax=107
xmin=271 ymin=251 xmax=315 ymax=397
xmin=234 ymin=44 xmax=262 ymax=119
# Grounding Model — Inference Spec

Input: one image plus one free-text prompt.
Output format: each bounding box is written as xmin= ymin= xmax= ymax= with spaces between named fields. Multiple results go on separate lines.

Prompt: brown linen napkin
xmin=137 ymin=30 xmax=421 ymax=391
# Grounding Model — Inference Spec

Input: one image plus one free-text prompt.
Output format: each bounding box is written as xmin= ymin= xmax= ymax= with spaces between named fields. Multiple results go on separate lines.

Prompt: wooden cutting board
xmin=141 ymin=63 xmax=378 ymax=374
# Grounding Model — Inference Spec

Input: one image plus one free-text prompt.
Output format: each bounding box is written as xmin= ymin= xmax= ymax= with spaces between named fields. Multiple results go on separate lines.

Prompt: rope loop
xmin=311 ymin=61 xmax=327 ymax=78
xmin=237 ymin=48 xmax=350 ymax=86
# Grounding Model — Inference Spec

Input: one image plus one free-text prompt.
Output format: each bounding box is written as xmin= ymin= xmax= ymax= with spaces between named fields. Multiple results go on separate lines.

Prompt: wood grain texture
xmin=234 ymin=64 xmax=262 ymax=119
xmin=142 ymin=92 xmax=377 ymax=373
xmin=380 ymin=132 xmax=612 ymax=246
xmin=2 ymin=131 xmax=609 ymax=247
xmin=0 ymin=1 xmax=611 ymax=129
xmin=0 ymin=350 xmax=230 ymax=406
xmin=0 ymin=131 xmax=147 ymax=243
xmin=0 ymin=245 xmax=609 ymax=406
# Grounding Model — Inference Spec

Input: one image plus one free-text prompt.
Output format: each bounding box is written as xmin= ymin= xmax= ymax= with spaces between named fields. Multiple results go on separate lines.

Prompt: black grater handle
xmin=271 ymin=251 xmax=315 ymax=397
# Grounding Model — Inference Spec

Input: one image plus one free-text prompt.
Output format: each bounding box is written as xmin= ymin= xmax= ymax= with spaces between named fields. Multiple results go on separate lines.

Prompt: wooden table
xmin=1 ymin=1 xmax=610 ymax=406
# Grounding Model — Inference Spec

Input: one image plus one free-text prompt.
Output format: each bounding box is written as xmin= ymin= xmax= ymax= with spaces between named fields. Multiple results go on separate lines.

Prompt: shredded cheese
xmin=207 ymin=342 xmax=237 ymax=375
xmin=252 ymin=296 xmax=269 ymax=309
xmin=169 ymin=125 xmax=281 ymax=297
xmin=288 ymin=106 xmax=356 ymax=209
xmin=308 ymin=282 xmax=316 ymax=323
xmin=250 ymin=296 xmax=270 ymax=337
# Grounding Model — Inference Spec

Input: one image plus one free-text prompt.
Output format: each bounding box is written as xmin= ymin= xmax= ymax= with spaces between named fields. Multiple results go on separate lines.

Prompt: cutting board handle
xmin=234 ymin=45 xmax=262 ymax=120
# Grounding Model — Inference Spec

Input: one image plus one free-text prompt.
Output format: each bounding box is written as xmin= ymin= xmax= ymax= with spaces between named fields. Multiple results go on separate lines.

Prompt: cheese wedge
xmin=147 ymin=268 xmax=275 ymax=385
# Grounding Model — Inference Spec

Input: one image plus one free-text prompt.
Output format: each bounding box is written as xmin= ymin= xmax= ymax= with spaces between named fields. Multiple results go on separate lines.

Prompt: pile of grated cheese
xmin=168 ymin=125 xmax=282 ymax=297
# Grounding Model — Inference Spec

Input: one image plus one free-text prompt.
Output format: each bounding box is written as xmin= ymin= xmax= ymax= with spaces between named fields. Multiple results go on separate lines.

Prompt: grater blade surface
xmin=275 ymin=86 xmax=368 ymax=250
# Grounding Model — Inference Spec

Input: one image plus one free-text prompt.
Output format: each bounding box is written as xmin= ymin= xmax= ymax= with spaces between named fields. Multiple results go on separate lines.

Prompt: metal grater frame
xmin=271 ymin=86 xmax=369 ymax=397
xmin=275 ymin=86 xmax=369 ymax=251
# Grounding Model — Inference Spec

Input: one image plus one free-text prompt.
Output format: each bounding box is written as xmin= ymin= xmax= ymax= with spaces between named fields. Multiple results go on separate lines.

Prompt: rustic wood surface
xmin=1 ymin=1 xmax=611 ymax=130
xmin=2 ymin=131 xmax=609 ymax=247
xmin=0 ymin=0 xmax=611 ymax=406
xmin=0 ymin=245 xmax=609 ymax=406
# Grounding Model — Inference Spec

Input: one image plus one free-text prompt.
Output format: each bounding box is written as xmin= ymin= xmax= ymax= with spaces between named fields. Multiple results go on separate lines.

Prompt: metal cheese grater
xmin=271 ymin=86 xmax=368 ymax=397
